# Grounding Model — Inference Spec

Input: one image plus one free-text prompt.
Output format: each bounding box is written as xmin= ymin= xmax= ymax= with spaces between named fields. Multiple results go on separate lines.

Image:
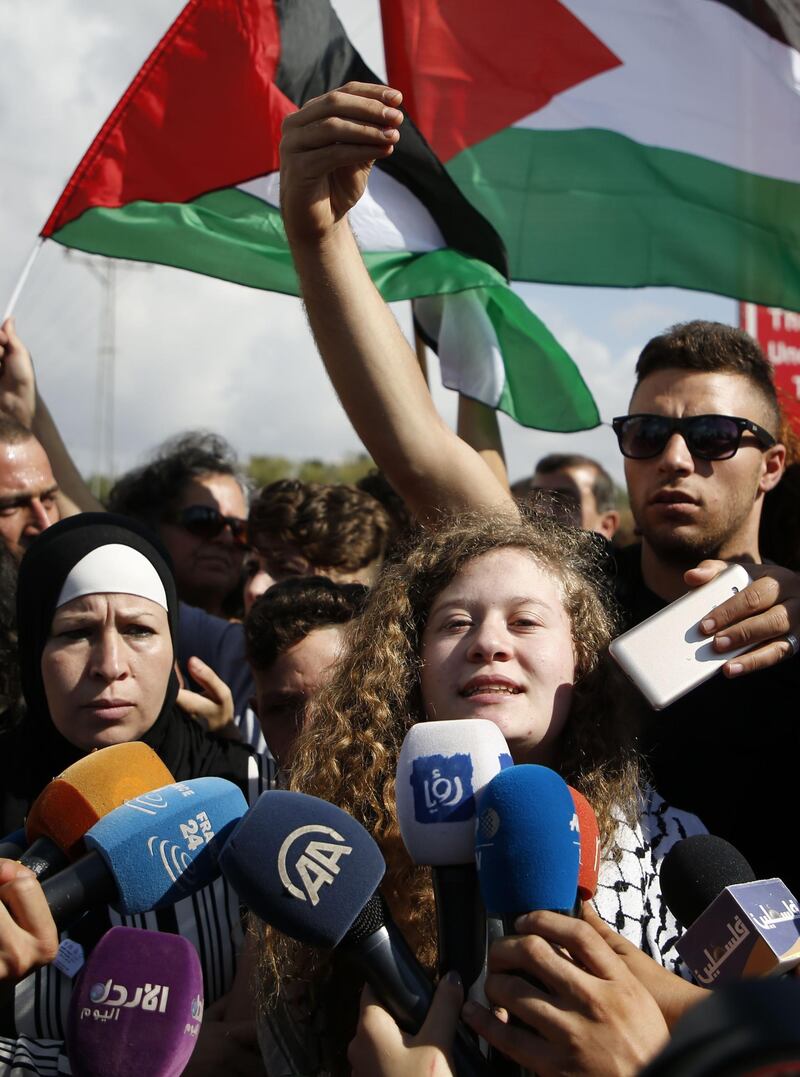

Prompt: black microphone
xmin=661 ymin=834 xmax=800 ymax=985
xmin=641 ymin=979 xmax=800 ymax=1076
xmin=220 ymin=789 xmax=490 ymax=1077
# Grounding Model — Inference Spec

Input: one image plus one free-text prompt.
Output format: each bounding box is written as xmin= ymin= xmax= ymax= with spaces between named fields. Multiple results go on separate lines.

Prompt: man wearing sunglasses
xmin=612 ymin=321 xmax=788 ymax=645
xmin=608 ymin=321 xmax=800 ymax=891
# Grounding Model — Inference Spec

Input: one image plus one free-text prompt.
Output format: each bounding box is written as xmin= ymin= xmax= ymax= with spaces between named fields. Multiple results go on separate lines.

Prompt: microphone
xmin=21 ymin=743 xmax=175 ymax=880
xmin=0 ymin=829 xmax=28 ymax=860
xmin=66 ymin=925 xmax=204 ymax=1077
xmin=475 ymin=766 xmax=580 ymax=1077
xmin=41 ymin=777 xmax=247 ymax=930
xmin=220 ymin=789 xmax=489 ymax=1076
xmin=567 ymin=785 xmax=600 ymax=905
xmin=475 ymin=765 xmax=580 ymax=929
xmin=640 ymin=979 xmax=800 ymax=1076
xmin=396 ymin=718 xmax=511 ymax=989
xmin=660 ymin=834 xmax=800 ymax=986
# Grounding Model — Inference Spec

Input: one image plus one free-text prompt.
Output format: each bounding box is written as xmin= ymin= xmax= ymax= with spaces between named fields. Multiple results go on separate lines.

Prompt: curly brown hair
xmin=257 ymin=511 xmax=640 ymax=1067
xmin=248 ymin=479 xmax=392 ymax=580
xmin=244 ymin=576 xmax=369 ymax=671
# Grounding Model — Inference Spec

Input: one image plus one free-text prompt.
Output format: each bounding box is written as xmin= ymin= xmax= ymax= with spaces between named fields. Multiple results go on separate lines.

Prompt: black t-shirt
xmin=613 ymin=543 xmax=800 ymax=896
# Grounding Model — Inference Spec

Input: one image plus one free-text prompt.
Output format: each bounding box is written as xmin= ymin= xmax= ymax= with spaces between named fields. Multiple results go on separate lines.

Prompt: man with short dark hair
xmin=532 ymin=452 xmax=620 ymax=539
xmin=609 ymin=320 xmax=798 ymax=888
xmin=244 ymin=576 xmax=367 ymax=767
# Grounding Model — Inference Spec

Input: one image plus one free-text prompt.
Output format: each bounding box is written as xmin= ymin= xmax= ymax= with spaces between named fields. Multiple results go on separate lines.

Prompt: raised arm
xmin=279 ymin=83 xmax=516 ymax=524
xmin=457 ymin=393 xmax=509 ymax=491
xmin=0 ymin=318 xmax=103 ymax=514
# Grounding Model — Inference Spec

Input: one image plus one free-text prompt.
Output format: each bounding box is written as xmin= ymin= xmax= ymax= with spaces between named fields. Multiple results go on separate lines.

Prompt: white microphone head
xmin=396 ymin=719 xmax=512 ymax=866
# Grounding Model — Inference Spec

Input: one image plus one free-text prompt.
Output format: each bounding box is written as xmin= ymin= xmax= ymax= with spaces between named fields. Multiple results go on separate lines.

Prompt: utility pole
xmin=65 ymin=252 xmax=149 ymax=497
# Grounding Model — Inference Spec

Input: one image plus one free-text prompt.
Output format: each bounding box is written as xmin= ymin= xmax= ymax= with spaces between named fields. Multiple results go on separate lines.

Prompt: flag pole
xmin=3 ymin=238 xmax=44 ymax=321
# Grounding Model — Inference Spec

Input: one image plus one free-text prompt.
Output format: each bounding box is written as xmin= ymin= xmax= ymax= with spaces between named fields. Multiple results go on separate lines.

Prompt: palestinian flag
xmin=41 ymin=0 xmax=598 ymax=432
xmin=382 ymin=0 xmax=800 ymax=311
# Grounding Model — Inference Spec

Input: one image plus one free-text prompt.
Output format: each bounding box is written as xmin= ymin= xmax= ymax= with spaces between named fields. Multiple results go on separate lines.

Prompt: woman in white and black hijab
xmin=0 ymin=513 xmax=271 ymax=1077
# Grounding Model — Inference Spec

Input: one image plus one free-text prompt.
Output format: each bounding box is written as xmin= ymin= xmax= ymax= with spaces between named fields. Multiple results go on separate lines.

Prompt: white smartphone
xmin=609 ymin=564 xmax=754 ymax=710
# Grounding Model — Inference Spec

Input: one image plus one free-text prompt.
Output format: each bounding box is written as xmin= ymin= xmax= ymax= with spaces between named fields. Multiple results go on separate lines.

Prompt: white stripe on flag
xmin=415 ymin=292 xmax=505 ymax=406
xmin=239 ymin=166 xmax=445 ymax=253
xmin=514 ymin=0 xmax=800 ymax=184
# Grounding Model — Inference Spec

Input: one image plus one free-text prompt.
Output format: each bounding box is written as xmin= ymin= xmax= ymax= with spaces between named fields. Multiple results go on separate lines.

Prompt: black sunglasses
xmin=170 ymin=505 xmax=249 ymax=547
xmin=611 ymin=414 xmax=776 ymax=461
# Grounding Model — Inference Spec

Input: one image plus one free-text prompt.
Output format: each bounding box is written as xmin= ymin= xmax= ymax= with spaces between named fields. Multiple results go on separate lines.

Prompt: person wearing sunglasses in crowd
xmin=278 ymin=82 xmax=800 ymax=893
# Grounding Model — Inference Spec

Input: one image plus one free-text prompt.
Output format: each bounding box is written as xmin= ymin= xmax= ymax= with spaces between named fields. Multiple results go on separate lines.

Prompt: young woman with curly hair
xmin=254 ymin=511 xmax=705 ymax=1075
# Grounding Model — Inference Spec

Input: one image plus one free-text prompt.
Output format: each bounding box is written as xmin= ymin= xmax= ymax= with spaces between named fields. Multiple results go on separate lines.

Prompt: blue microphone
xmin=475 ymin=765 xmax=580 ymax=927
xmin=475 ymin=766 xmax=581 ymax=1077
xmin=220 ymin=790 xmax=489 ymax=1076
xmin=0 ymin=828 xmax=28 ymax=860
xmin=42 ymin=778 xmax=247 ymax=928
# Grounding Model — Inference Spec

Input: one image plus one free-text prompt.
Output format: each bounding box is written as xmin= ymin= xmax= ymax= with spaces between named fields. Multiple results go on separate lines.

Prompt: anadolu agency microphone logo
xmin=278 ymin=824 xmax=353 ymax=906
xmin=410 ymin=753 xmax=475 ymax=824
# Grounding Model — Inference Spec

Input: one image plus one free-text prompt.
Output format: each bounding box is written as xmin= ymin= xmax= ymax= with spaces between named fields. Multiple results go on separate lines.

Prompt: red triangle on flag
xmin=381 ymin=0 xmax=621 ymax=164
xmin=43 ymin=0 xmax=295 ymax=236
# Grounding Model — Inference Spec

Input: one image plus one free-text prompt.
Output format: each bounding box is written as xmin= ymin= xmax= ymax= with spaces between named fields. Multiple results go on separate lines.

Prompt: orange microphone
xmin=21 ymin=742 xmax=174 ymax=878
xmin=567 ymin=785 xmax=601 ymax=905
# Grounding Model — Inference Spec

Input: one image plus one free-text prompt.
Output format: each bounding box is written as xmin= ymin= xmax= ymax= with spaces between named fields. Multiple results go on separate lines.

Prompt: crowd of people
xmin=0 ymin=80 xmax=798 ymax=1076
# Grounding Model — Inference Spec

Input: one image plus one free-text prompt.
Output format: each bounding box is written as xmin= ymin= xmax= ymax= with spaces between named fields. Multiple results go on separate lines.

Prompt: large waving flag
xmin=40 ymin=0 xmax=598 ymax=433
xmin=382 ymin=0 xmax=800 ymax=311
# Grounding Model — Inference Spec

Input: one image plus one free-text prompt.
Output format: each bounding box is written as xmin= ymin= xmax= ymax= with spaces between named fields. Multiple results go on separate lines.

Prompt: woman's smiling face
xmin=419 ymin=548 xmax=576 ymax=765
xmin=41 ymin=592 xmax=173 ymax=751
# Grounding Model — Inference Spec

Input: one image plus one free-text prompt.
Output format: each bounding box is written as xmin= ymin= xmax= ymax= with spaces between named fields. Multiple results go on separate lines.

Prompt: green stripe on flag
xmin=50 ymin=188 xmax=511 ymax=302
xmin=486 ymin=285 xmax=599 ymax=429
xmin=51 ymin=187 xmax=600 ymax=431
xmin=447 ymin=128 xmax=800 ymax=310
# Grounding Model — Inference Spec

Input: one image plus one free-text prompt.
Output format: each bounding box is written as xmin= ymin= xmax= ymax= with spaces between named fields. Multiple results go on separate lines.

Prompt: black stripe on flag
xmin=711 ymin=0 xmax=799 ymax=49
xmin=273 ymin=0 xmax=509 ymax=279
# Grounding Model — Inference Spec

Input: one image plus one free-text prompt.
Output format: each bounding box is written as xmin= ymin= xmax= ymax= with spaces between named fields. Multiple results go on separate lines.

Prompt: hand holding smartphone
xmin=609 ymin=564 xmax=754 ymax=710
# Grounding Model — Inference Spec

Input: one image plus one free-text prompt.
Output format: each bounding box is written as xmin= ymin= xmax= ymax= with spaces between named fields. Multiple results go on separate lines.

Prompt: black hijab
xmin=2 ymin=512 xmax=255 ymax=828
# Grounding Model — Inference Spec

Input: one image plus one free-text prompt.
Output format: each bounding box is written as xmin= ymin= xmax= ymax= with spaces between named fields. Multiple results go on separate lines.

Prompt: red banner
xmin=740 ymin=303 xmax=800 ymax=435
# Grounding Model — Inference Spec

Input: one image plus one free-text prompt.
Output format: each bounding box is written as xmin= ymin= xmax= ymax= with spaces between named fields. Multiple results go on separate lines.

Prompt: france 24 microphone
xmin=219 ymin=790 xmax=490 ymax=1077
xmin=660 ymin=833 xmax=800 ymax=986
xmin=67 ymin=926 xmax=203 ymax=1077
xmin=475 ymin=765 xmax=580 ymax=930
xmin=20 ymin=742 xmax=175 ymax=880
xmin=567 ymin=785 xmax=601 ymax=905
xmin=42 ymin=777 xmax=247 ymax=929
xmin=396 ymin=718 xmax=512 ymax=989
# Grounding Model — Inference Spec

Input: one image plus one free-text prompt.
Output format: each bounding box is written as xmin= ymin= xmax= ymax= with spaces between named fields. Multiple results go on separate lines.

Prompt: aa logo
xmin=277 ymin=824 xmax=353 ymax=906
xmin=410 ymin=753 xmax=475 ymax=824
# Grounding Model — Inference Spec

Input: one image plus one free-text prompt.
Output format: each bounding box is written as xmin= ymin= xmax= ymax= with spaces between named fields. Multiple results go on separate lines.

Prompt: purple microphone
xmin=66 ymin=926 xmax=204 ymax=1077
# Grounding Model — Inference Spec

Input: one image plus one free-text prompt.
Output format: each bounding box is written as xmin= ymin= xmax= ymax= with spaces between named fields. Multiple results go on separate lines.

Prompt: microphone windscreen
xmin=26 ymin=743 xmax=175 ymax=859
xmin=396 ymin=719 xmax=512 ymax=866
xmin=660 ymin=834 xmax=756 ymax=929
xmin=567 ymin=786 xmax=600 ymax=901
xmin=67 ymin=926 xmax=203 ymax=1077
xmin=0 ymin=828 xmax=28 ymax=859
xmin=83 ymin=777 xmax=247 ymax=914
xmin=220 ymin=790 xmax=385 ymax=948
xmin=475 ymin=765 xmax=579 ymax=916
